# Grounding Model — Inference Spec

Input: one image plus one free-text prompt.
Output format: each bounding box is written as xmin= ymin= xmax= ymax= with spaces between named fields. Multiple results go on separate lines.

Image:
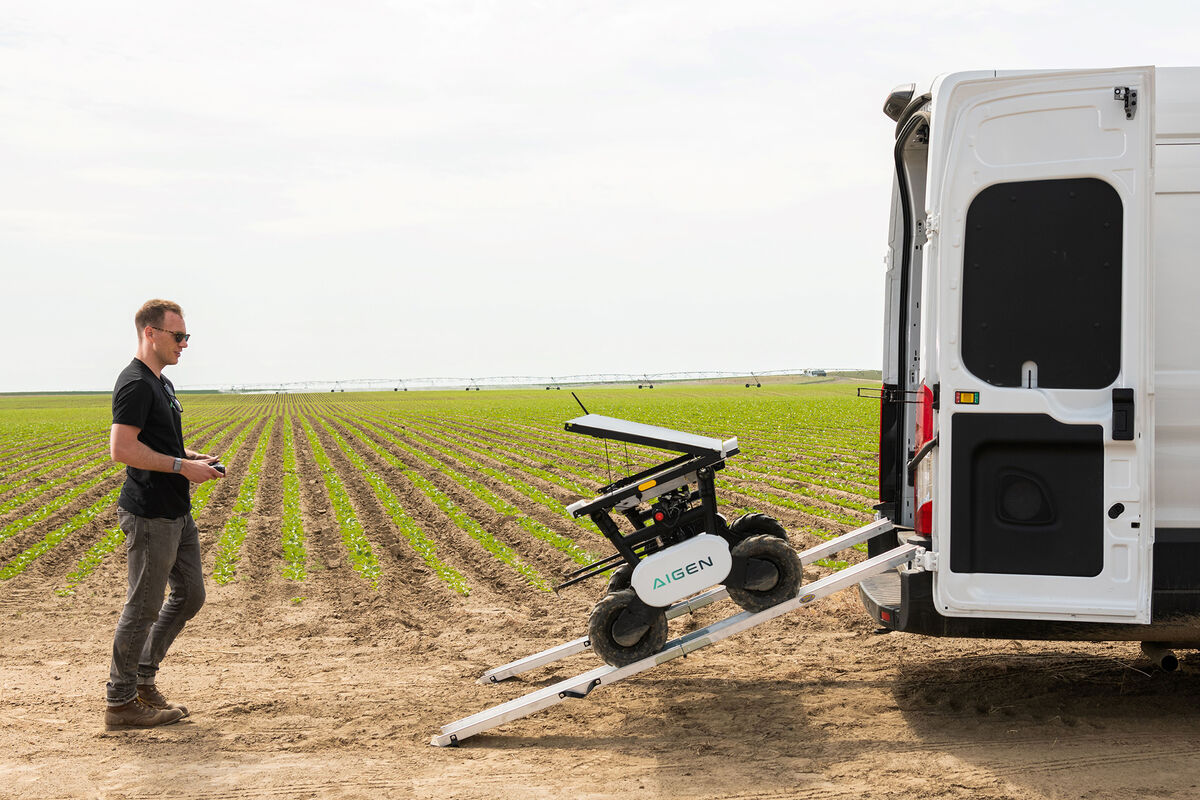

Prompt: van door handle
xmin=907 ymin=435 xmax=938 ymax=477
xmin=1112 ymin=388 xmax=1134 ymax=441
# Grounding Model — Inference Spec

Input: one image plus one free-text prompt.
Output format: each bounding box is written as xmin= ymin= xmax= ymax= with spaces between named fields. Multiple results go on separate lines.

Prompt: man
xmin=105 ymin=299 xmax=223 ymax=730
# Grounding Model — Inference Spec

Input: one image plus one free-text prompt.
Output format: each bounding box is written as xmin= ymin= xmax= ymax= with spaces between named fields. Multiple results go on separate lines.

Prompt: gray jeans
xmin=106 ymin=510 xmax=206 ymax=706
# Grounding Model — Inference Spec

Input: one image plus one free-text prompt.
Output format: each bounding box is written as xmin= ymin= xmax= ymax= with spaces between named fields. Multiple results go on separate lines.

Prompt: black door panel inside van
xmin=961 ymin=178 xmax=1123 ymax=389
xmin=951 ymin=413 xmax=1103 ymax=577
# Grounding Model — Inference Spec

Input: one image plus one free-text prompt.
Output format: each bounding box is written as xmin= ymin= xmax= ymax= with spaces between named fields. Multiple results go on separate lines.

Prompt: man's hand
xmin=111 ymin=424 xmax=224 ymax=483
xmin=180 ymin=459 xmax=224 ymax=484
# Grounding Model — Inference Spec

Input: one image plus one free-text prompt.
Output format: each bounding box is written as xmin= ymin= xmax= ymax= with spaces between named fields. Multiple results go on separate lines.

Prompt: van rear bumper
xmin=859 ymin=567 xmax=1200 ymax=643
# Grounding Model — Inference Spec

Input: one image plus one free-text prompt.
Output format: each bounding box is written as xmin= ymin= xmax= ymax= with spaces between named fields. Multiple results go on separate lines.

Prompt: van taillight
xmin=915 ymin=383 xmax=934 ymax=449
xmin=914 ymin=383 xmax=935 ymax=536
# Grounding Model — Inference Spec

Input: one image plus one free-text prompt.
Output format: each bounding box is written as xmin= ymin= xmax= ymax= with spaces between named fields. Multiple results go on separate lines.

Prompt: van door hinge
xmin=904 ymin=547 xmax=937 ymax=573
xmin=924 ymin=215 xmax=939 ymax=236
xmin=1114 ymin=87 xmax=1138 ymax=120
xmin=918 ymin=549 xmax=937 ymax=572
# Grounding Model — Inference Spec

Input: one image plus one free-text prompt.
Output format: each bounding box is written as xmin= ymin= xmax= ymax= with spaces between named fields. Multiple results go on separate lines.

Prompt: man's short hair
xmin=135 ymin=299 xmax=184 ymax=338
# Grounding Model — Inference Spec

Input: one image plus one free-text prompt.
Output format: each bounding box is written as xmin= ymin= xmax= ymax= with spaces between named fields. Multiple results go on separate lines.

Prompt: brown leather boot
xmin=138 ymin=684 xmax=190 ymax=718
xmin=105 ymin=697 xmax=184 ymax=730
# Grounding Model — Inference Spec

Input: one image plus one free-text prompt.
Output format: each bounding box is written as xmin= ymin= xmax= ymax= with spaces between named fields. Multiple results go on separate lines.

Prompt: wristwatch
xmin=172 ymin=457 xmax=183 ymax=473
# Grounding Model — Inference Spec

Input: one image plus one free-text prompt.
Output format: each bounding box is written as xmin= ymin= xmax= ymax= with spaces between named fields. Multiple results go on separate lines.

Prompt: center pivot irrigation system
xmin=431 ymin=412 xmax=922 ymax=746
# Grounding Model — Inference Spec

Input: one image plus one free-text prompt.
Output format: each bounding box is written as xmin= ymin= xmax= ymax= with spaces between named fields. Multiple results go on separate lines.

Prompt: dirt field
xmin=3 ymin=391 xmax=1198 ymax=799
xmin=3 ymin=545 xmax=1199 ymax=800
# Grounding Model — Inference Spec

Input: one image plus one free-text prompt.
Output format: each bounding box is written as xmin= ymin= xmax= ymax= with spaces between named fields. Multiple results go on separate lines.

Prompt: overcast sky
xmin=3 ymin=1 xmax=1198 ymax=391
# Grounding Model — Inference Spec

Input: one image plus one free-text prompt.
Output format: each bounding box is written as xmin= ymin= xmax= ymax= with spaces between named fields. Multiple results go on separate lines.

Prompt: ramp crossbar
xmin=432 ymin=540 xmax=919 ymax=746
xmin=477 ymin=585 xmax=730 ymax=684
xmin=477 ymin=519 xmax=895 ymax=685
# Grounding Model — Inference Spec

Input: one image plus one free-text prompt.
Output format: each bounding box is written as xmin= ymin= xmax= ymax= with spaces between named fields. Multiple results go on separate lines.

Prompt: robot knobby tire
xmin=726 ymin=534 xmax=803 ymax=613
xmin=605 ymin=563 xmax=634 ymax=594
xmin=589 ymin=589 xmax=669 ymax=667
xmin=725 ymin=512 xmax=788 ymax=547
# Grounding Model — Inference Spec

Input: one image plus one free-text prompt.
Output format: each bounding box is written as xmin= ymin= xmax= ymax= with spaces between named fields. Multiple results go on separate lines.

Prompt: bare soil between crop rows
xmin=4 ymin=512 xmax=1200 ymax=800
xmin=2 ymin=399 xmax=1198 ymax=799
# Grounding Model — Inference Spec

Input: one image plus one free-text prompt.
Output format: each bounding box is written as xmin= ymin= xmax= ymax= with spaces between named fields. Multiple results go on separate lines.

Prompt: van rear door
xmin=931 ymin=68 xmax=1155 ymax=624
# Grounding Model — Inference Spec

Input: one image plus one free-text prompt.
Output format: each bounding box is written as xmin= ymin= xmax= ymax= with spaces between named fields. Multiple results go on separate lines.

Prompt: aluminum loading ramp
xmin=432 ymin=519 xmax=918 ymax=746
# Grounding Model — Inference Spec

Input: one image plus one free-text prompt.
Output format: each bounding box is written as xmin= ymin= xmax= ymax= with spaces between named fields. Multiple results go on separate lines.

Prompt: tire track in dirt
xmin=0 ymin=583 xmax=42 ymax=611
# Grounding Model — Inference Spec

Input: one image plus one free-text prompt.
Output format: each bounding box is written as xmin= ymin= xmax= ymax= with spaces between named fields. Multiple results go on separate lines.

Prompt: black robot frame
xmin=556 ymin=414 xmax=738 ymax=592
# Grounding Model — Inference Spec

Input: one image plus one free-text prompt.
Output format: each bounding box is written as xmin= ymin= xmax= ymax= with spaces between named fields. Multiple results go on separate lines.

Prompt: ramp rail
xmin=432 ymin=519 xmax=916 ymax=746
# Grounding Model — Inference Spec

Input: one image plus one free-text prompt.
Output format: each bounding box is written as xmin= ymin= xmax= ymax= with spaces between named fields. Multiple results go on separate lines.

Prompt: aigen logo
xmin=652 ymin=557 xmax=714 ymax=589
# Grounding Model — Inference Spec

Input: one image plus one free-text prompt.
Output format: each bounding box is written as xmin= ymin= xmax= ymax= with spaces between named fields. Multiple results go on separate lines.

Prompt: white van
xmin=432 ymin=67 xmax=1200 ymax=745
xmin=864 ymin=67 xmax=1200 ymax=643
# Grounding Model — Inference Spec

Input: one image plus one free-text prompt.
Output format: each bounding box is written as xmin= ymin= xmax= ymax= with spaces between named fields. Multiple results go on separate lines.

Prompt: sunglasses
xmin=151 ymin=326 xmax=191 ymax=344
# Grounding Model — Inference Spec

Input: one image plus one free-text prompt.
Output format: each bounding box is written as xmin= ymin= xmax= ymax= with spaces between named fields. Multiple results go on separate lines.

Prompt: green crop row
xmin=337 ymin=397 xmax=875 ymax=544
xmin=316 ymin=413 xmax=548 ymax=591
xmin=298 ymin=416 xmax=381 ymax=589
xmin=398 ymin=422 xmax=578 ymax=522
xmin=0 ymin=453 xmax=113 ymax=518
xmin=342 ymin=415 xmax=599 ymax=567
xmin=403 ymin=467 xmax=549 ymax=591
xmin=719 ymin=479 xmax=865 ymax=527
xmin=55 ymin=416 xmax=248 ymax=596
xmin=0 ymin=431 xmax=104 ymax=479
xmin=212 ymin=417 xmax=276 ymax=584
xmin=347 ymin=412 xmax=602 ymax=539
xmin=0 ymin=486 xmax=123 ymax=581
xmin=396 ymin=416 xmax=595 ymax=500
xmin=732 ymin=459 xmax=876 ymax=496
xmin=427 ymin=402 xmax=878 ymax=521
xmin=414 ymin=416 xmax=598 ymax=496
xmin=280 ymin=416 xmax=306 ymax=582
xmin=316 ymin=416 xmax=468 ymax=595
xmin=451 ymin=415 xmax=661 ymax=477
xmin=0 ymin=463 xmax=124 ymax=547
xmin=0 ymin=439 xmax=107 ymax=496
xmin=191 ymin=416 xmax=262 ymax=516
xmin=56 ymin=525 xmax=125 ymax=596
xmin=739 ymin=473 xmax=875 ymax=514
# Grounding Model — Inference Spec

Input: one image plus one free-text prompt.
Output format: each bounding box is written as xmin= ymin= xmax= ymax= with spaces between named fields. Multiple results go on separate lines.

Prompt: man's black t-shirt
xmin=112 ymin=358 xmax=190 ymax=518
